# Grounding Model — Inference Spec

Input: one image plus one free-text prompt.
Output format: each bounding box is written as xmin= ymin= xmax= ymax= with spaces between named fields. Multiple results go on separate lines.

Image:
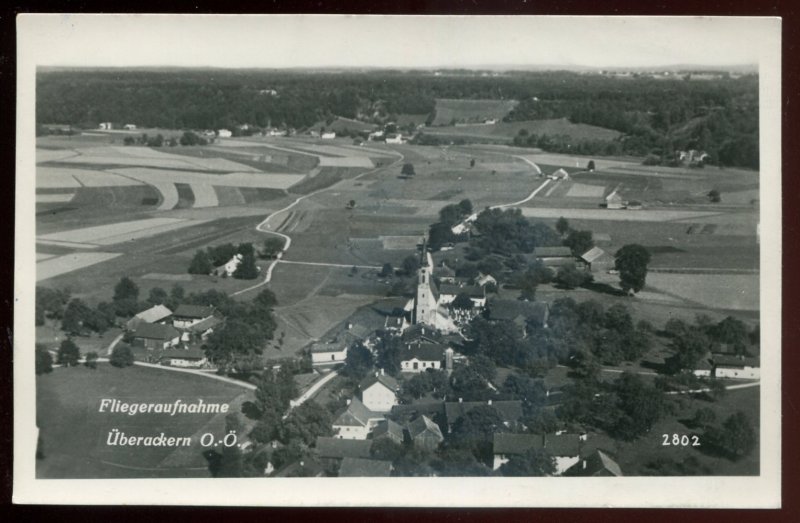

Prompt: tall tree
xmin=188 ymin=250 xmax=213 ymax=275
xmin=57 ymin=339 xmax=81 ymax=367
xmin=614 ymin=244 xmax=651 ymax=294
xmin=401 ymin=163 xmax=416 ymax=177
xmin=555 ymin=216 xmax=570 ymax=236
xmin=35 ymin=344 xmax=53 ymax=375
xmin=113 ymin=277 xmax=140 ymax=303
xmin=110 ymin=345 xmax=135 ymax=368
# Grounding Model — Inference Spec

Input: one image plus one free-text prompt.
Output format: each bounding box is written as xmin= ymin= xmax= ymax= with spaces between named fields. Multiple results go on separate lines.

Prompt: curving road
xmin=231 ymin=148 xmax=405 ymax=297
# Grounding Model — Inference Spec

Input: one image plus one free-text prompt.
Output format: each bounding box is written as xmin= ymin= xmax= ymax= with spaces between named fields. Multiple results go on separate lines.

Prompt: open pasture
xmin=36 ymin=364 xmax=247 ymax=478
xmin=37 ymin=166 xmax=145 ymax=189
xmin=36 ymin=148 xmax=79 ymax=163
xmin=318 ymin=156 xmax=374 ymax=168
xmin=36 ymin=193 xmax=75 ymax=203
xmin=646 ymin=272 xmax=759 ymax=311
xmin=424 ymin=118 xmax=622 ymax=143
xmin=431 ymin=98 xmax=519 ymax=126
xmin=56 ymin=145 xmax=263 ymax=173
xmin=37 ymin=217 xmax=211 ymax=246
xmin=37 ymin=252 xmax=122 ymax=281
xmin=108 ymin=167 xmax=305 ymax=190
xmin=520 ymin=206 xmax=721 ymax=222
xmin=517 ymin=153 xmax=638 ymax=171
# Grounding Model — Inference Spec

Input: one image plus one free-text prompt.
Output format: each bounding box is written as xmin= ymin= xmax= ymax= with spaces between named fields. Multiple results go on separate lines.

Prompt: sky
xmin=18 ymin=15 xmax=779 ymax=69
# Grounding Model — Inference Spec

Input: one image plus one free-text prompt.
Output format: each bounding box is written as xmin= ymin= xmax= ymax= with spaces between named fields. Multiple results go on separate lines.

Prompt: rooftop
xmin=713 ymin=354 xmax=760 ymax=368
xmin=404 ymin=342 xmax=446 ymax=362
xmin=444 ymin=400 xmax=523 ymax=426
xmin=407 ymin=415 xmax=444 ymax=440
xmin=338 ymin=457 xmax=392 ymax=477
xmin=438 ymin=283 xmax=485 ymax=298
xmin=186 ymin=315 xmax=223 ymax=333
xmin=493 ymin=432 xmax=581 ymax=457
xmin=315 ymin=437 xmax=373 ymax=460
xmin=133 ymin=322 xmax=180 ymax=341
xmin=132 ymin=304 xmax=173 ymax=324
xmin=360 ymin=373 xmax=400 ymax=393
xmin=334 ymin=397 xmax=384 ymax=427
xmin=580 ymin=246 xmax=611 ymax=264
xmin=160 ymin=348 xmax=206 ymax=360
xmin=567 ymin=449 xmax=623 ymax=477
xmin=372 ymin=419 xmax=405 ymax=441
xmin=534 ymin=246 xmax=574 ymax=258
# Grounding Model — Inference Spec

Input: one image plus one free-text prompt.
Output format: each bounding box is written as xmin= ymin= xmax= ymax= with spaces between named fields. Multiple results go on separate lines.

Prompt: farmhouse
xmin=692 ymin=355 xmax=714 ymax=378
xmin=360 ymin=371 xmax=401 ymax=412
xmin=492 ymin=432 xmax=582 ymax=475
xmin=444 ymin=400 xmax=523 ymax=433
xmin=474 ymin=272 xmax=497 ymax=287
xmin=372 ymin=419 xmax=405 ymax=445
xmin=407 ymin=415 xmax=444 ymax=451
xmin=384 ymin=315 xmax=409 ymax=334
xmin=436 ymin=262 xmax=458 ymax=284
xmin=321 ymin=132 xmax=336 ymax=139
xmin=172 ymin=304 xmax=216 ymax=329
xmin=580 ymin=246 xmax=615 ymax=273
xmin=338 ymin=457 xmax=393 ymax=477
xmin=333 ymin=397 xmax=385 ymax=440
xmin=98 ymin=122 xmax=113 ymax=130
xmin=217 ymin=129 xmax=232 ymax=138
xmin=368 ymin=131 xmax=385 ymax=141
xmin=400 ymin=341 xmax=447 ymax=373
xmin=125 ymin=304 xmax=173 ymax=331
xmin=132 ymin=323 xmax=181 ymax=350
xmin=183 ymin=315 xmax=224 ymax=342
xmin=534 ymin=246 xmax=579 ymax=268
xmin=565 ymin=449 xmax=623 ymax=477
xmin=484 ymin=298 xmax=550 ymax=334
xmin=605 ymin=189 xmax=625 ymax=210
xmin=123 ymin=124 xmax=137 ymax=130
xmin=221 ymin=253 xmax=243 ymax=277
xmin=316 ymin=436 xmax=373 ymax=462
xmin=713 ymin=354 xmax=760 ymax=379
xmin=437 ymin=283 xmax=486 ymax=308
xmin=385 ymin=133 xmax=404 ymax=144
xmin=159 ymin=348 xmax=208 ymax=368
xmin=310 ymin=340 xmax=348 ymax=367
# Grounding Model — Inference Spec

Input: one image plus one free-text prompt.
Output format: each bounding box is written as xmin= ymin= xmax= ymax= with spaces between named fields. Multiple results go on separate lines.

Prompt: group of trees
xmin=470 ymin=207 xmax=562 ymax=257
xmin=664 ymin=314 xmax=758 ymax=373
xmin=188 ymin=242 xmax=260 ymax=280
xmin=427 ymin=199 xmax=473 ymax=251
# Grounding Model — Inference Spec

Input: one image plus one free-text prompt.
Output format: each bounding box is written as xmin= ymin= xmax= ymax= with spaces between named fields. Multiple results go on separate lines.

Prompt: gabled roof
xmin=492 ymin=433 xmax=580 ymax=457
xmin=273 ymin=458 xmax=325 ymax=477
xmin=485 ymin=298 xmax=549 ymax=326
xmin=545 ymin=433 xmax=581 ymax=457
xmin=580 ymin=246 xmax=611 ymax=264
xmin=334 ymin=397 xmax=383 ymax=427
xmin=338 ymin=457 xmax=392 ymax=477
xmin=133 ymin=304 xmax=173 ymax=324
xmin=186 ymin=315 xmax=223 ymax=333
xmin=403 ymin=342 xmax=446 ymax=363
xmin=315 ymin=437 xmax=373 ymax=459
xmin=310 ymin=340 xmax=348 ymax=354
xmin=360 ymin=373 xmax=400 ymax=393
xmin=173 ymin=304 xmax=215 ymax=319
xmin=402 ymin=324 xmax=442 ymax=344
xmin=534 ymin=246 xmax=573 ymax=258
xmin=713 ymin=354 xmax=760 ymax=368
xmin=372 ymin=419 xmax=405 ymax=441
xmin=160 ymin=349 xmax=206 ymax=360
xmin=444 ymin=400 xmax=523 ymax=426
xmin=407 ymin=415 xmax=444 ymax=441
xmin=385 ymin=316 xmax=406 ymax=329
xmin=133 ymin=322 xmax=180 ymax=341
xmin=567 ymin=449 xmax=623 ymax=477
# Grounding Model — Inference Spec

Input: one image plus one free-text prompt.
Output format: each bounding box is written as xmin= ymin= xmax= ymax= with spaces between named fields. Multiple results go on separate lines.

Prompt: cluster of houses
xmin=124 ymin=303 xmax=223 ymax=367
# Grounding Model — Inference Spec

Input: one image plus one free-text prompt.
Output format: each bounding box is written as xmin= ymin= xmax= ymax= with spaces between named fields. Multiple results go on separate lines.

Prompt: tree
xmin=216 ymin=413 xmax=244 ymax=477
xmin=705 ymin=411 xmax=756 ymax=460
xmin=451 ymin=293 xmax=474 ymax=310
xmin=57 ymin=339 xmax=81 ymax=367
xmin=690 ymin=407 xmax=717 ymax=429
xmin=84 ymin=351 xmax=99 ymax=369
xmin=113 ymin=277 xmax=139 ymax=303
xmin=233 ymin=251 xmax=260 ymax=280
xmin=614 ymin=244 xmax=651 ymax=294
xmin=499 ymin=448 xmax=556 ymax=476
xmin=35 ymin=345 xmax=53 ymax=375
xmin=110 ymin=344 xmax=134 ymax=368
xmin=668 ymin=328 xmax=712 ymax=373
xmin=342 ymin=343 xmax=374 ymax=379
xmin=148 ymin=287 xmax=168 ymax=306
xmin=188 ymin=249 xmax=212 ymax=275
xmin=555 ymin=217 xmax=570 ymax=236
xmin=555 ymin=264 xmax=591 ymax=289
xmin=379 ymin=263 xmax=394 ymax=278
xmin=611 ymin=372 xmax=669 ymax=440
xmin=707 ymin=189 xmax=721 ymax=203
xmin=587 ymin=160 xmax=596 ymax=171
xmin=401 ymin=163 xmax=416 ymax=177
xmin=61 ymin=298 xmax=92 ymax=335
xmin=457 ymin=199 xmax=473 ymax=216
xmin=402 ymin=255 xmax=420 ymax=276
xmin=563 ymin=229 xmax=594 ymax=256
xmin=261 ymin=237 xmax=285 ymax=259
xmin=276 ymin=401 xmax=333 ymax=445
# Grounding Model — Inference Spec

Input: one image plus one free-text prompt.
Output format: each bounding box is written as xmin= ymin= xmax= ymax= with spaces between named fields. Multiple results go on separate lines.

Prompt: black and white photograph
xmin=13 ymin=14 xmax=781 ymax=507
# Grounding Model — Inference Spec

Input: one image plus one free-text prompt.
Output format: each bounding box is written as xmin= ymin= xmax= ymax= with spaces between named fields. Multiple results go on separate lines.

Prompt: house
xmin=437 ymin=284 xmax=486 ymax=308
xmin=534 ymin=246 xmax=578 ymax=268
xmin=566 ymin=449 xmax=623 ymax=477
xmin=273 ymin=458 xmax=325 ymax=478
xmin=123 ymin=124 xmax=137 ymax=131
xmin=401 ymin=324 xmax=442 ymax=345
xmin=492 ymin=432 xmax=582 ymax=475
xmin=384 ymin=315 xmax=409 ymax=334
xmin=321 ymin=132 xmax=336 ymax=140
xmin=132 ymin=323 xmax=181 ymax=350
xmin=371 ymin=419 xmax=405 ymax=445
xmin=474 ymin=272 xmax=497 ymax=288
xmin=316 ymin=436 xmax=373 ymax=462
xmin=605 ymin=189 xmax=625 ymax=210
xmin=435 ymin=262 xmax=458 ymax=284
xmin=580 ymin=246 xmax=615 ymax=273
xmin=385 ymin=133 xmax=404 ymax=145
xmin=401 ymin=341 xmax=446 ymax=373
xmin=338 ymin=457 xmax=393 ymax=477
xmin=713 ymin=354 xmax=760 ymax=379
xmin=360 ymin=371 xmax=401 ymax=412
xmin=332 ymin=397 xmax=385 ymax=440
xmin=692 ymin=354 xmax=714 ymax=377
xmin=549 ymin=168 xmax=570 ymax=180
xmin=98 ymin=122 xmax=113 ymax=130
xmin=221 ymin=254 xmax=243 ymax=277
xmin=310 ymin=340 xmax=348 ymax=367
xmin=407 ymin=415 xmax=444 ymax=451
xmin=125 ymin=304 xmax=173 ymax=331
xmin=444 ymin=400 xmax=524 ymax=432
xmin=172 ymin=305 xmax=215 ymax=329
xmin=484 ymin=298 xmax=550 ymax=334
xmin=184 ymin=315 xmax=224 ymax=342
xmin=159 ymin=348 xmax=208 ymax=368
xmin=217 ymin=129 xmax=232 ymax=138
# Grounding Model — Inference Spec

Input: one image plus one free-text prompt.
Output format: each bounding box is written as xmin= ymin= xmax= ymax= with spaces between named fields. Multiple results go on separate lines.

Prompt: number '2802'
xmin=662 ymin=433 xmax=700 ymax=447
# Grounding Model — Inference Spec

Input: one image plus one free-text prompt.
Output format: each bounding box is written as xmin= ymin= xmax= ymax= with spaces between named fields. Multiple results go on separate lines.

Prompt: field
xmin=645 ymin=273 xmax=759 ymax=311
xmin=37 ymin=252 xmax=122 ymax=281
xmin=423 ymin=118 xmax=623 ymax=143
xmin=430 ymin=98 xmax=519 ymax=126
xmin=38 ymin=217 xmax=211 ymax=246
xmin=36 ymin=364 xmax=250 ymax=478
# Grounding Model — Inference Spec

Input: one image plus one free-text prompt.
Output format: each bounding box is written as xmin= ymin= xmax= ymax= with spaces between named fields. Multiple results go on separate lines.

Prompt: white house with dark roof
xmin=310 ymin=340 xmax=348 ymax=367
xmin=360 ymin=371 xmax=400 ymax=412
xmin=172 ymin=304 xmax=215 ymax=329
xmin=401 ymin=341 xmax=446 ymax=373
xmin=712 ymin=354 xmax=760 ymax=379
xmin=437 ymin=283 xmax=486 ymax=308
xmin=534 ymin=246 xmax=579 ymax=268
xmin=333 ymin=397 xmax=385 ymax=440
xmin=492 ymin=432 xmax=582 ymax=475
xmin=132 ymin=323 xmax=181 ymax=351
xmin=159 ymin=348 xmax=208 ymax=368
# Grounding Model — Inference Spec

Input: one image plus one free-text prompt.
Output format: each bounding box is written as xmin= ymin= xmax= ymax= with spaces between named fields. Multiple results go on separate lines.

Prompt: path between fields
xmin=288 ymin=370 xmax=339 ymax=412
xmin=231 ymin=148 xmax=405 ymax=297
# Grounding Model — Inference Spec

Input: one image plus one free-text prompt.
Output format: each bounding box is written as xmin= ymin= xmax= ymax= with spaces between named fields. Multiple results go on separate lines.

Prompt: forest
xmin=36 ymin=68 xmax=759 ymax=168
